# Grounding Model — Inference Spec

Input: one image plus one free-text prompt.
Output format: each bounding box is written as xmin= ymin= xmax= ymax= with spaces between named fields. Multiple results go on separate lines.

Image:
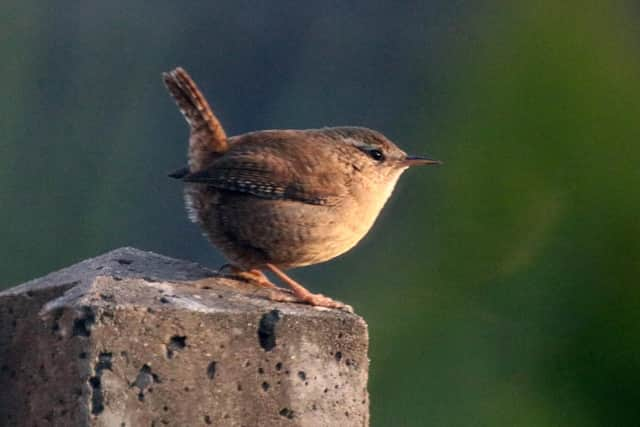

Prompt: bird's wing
xmin=180 ymin=146 xmax=343 ymax=206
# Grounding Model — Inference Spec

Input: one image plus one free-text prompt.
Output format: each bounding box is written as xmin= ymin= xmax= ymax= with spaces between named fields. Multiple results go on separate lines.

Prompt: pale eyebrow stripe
xmin=343 ymin=137 xmax=377 ymax=151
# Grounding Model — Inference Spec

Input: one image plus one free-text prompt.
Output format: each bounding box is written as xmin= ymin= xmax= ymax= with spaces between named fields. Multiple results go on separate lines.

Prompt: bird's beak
xmin=401 ymin=155 xmax=442 ymax=167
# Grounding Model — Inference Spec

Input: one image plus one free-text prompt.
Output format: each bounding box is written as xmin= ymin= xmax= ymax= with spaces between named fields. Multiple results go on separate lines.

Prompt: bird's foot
xmin=265 ymin=263 xmax=353 ymax=313
xmin=299 ymin=293 xmax=353 ymax=313
xmin=261 ymin=289 xmax=352 ymax=312
xmin=218 ymin=264 xmax=353 ymax=312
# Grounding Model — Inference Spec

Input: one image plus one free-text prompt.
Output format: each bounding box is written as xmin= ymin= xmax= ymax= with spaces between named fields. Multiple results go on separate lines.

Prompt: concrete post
xmin=0 ymin=247 xmax=369 ymax=426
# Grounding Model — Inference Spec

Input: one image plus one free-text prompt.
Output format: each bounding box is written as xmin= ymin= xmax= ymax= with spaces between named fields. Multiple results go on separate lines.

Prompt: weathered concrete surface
xmin=0 ymin=247 xmax=369 ymax=427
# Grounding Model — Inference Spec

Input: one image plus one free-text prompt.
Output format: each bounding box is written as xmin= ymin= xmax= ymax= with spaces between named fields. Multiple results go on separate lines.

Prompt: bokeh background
xmin=2 ymin=1 xmax=640 ymax=425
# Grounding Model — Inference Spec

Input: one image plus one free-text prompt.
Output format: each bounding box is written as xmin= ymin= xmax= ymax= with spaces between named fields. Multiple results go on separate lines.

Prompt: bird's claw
xmin=301 ymin=293 xmax=354 ymax=313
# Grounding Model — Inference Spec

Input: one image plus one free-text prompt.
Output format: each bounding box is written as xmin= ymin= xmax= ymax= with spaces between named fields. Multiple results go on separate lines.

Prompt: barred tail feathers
xmin=163 ymin=67 xmax=228 ymax=170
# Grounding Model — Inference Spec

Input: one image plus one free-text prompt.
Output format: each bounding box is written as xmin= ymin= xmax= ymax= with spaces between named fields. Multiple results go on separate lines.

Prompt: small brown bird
xmin=163 ymin=67 xmax=440 ymax=310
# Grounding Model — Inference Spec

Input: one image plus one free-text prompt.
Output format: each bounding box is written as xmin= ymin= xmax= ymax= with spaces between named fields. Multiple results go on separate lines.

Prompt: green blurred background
xmin=2 ymin=1 xmax=639 ymax=425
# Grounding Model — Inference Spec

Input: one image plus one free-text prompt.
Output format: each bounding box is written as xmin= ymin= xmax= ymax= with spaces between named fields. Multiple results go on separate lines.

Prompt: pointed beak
xmin=401 ymin=155 xmax=443 ymax=167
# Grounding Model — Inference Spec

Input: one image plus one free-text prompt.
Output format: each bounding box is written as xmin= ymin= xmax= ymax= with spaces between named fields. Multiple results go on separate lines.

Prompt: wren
xmin=163 ymin=67 xmax=440 ymax=311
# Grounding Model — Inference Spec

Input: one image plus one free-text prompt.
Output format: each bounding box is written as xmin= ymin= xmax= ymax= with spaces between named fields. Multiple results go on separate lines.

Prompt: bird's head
xmin=321 ymin=127 xmax=441 ymax=182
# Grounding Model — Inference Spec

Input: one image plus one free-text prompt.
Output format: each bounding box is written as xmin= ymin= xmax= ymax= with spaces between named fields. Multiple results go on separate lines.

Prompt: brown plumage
xmin=163 ymin=67 xmax=440 ymax=310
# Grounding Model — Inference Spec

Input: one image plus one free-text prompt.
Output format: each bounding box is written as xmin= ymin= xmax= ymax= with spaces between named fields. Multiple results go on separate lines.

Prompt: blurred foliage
xmin=2 ymin=1 xmax=640 ymax=426
xmin=365 ymin=2 xmax=640 ymax=426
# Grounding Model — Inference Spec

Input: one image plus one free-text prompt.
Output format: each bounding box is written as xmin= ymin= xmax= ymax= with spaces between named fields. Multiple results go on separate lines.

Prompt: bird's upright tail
xmin=163 ymin=67 xmax=228 ymax=171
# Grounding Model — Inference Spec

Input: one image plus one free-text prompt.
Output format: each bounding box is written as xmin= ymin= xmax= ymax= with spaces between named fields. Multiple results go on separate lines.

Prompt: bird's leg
xmin=265 ymin=263 xmax=352 ymax=312
xmin=220 ymin=264 xmax=280 ymax=290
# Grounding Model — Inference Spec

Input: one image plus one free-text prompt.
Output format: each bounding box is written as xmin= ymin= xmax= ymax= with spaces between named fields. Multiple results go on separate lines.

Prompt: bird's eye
xmin=368 ymin=149 xmax=385 ymax=161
